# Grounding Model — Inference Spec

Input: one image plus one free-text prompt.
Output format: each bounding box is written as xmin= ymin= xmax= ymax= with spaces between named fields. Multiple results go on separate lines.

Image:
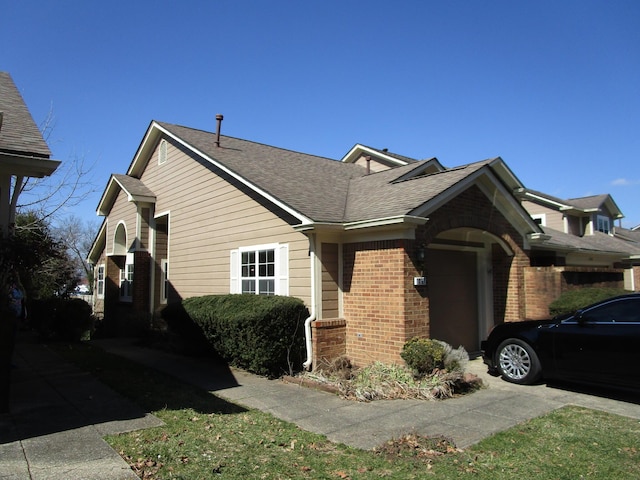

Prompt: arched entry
xmin=426 ymin=228 xmax=512 ymax=353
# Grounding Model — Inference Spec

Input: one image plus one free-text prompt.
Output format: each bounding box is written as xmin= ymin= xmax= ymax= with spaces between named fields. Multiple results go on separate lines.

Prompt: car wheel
xmin=496 ymin=339 xmax=541 ymax=385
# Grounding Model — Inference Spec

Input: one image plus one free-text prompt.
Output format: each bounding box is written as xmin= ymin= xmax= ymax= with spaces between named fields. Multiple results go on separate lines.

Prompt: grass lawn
xmin=55 ymin=343 xmax=640 ymax=480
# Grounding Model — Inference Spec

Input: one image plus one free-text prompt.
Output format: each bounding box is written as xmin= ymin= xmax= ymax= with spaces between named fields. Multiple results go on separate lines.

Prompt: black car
xmin=481 ymin=293 xmax=640 ymax=391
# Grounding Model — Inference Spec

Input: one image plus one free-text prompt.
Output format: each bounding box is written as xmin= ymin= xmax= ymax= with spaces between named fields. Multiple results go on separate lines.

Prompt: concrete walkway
xmin=2 ymin=334 xmax=640 ymax=479
xmin=0 ymin=334 xmax=163 ymax=480
xmin=95 ymin=338 xmax=640 ymax=450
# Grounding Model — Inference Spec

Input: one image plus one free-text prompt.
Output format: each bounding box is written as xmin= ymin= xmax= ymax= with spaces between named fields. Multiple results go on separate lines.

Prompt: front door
xmin=427 ymin=249 xmax=479 ymax=352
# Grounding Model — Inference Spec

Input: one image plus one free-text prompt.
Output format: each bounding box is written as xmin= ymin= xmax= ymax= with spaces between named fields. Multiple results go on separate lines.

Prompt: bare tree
xmin=13 ymin=106 xmax=99 ymax=228
xmin=55 ymin=215 xmax=99 ymax=293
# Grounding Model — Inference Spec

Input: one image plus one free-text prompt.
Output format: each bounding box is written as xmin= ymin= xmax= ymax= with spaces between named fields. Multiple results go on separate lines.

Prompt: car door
xmin=551 ymin=297 xmax=640 ymax=390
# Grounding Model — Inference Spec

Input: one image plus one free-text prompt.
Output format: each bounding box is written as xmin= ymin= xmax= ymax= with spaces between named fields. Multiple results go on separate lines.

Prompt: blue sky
xmin=3 ymin=0 xmax=639 ymax=228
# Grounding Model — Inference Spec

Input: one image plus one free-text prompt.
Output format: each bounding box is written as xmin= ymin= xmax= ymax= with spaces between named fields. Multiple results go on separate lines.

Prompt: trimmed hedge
xmin=161 ymin=294 xmax=308 ymax=378
xmin=30 ymin=297 xmax=95 ymax=341
xmin=548 ymin=287 xmax=631 ymax=317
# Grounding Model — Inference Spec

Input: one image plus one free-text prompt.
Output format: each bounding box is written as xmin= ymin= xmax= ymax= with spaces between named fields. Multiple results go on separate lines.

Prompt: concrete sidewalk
xmin=2 ymin=334 xmax=640 ymax=480
xmin=0 ymin=334 xmax=163 ymax=480
xmin=95 ymin=337 xmax=640 ymax=450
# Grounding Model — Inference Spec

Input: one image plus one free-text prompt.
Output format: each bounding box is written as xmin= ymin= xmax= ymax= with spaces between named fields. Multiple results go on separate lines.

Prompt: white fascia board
xmin=96 ymin=176 xmax=118 ymax=216
xmin=340 ymin=144 xmax=409 ymax=166
xmin=344 ymin=215 xmax=428 ymax=230
xmin=87 ymin=221 xmax=107 ymax=264
xmin=524 ymin=191 xmax=572 ymax=210
xmin=147 ymin=123 xmax=313 ymax=226
xmin=295 ymin=216 xmax=428 ymax=233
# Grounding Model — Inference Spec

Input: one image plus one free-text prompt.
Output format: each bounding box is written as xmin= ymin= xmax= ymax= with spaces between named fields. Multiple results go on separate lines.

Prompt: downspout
xmin=302 ymin=234 xmax=317 ymax=370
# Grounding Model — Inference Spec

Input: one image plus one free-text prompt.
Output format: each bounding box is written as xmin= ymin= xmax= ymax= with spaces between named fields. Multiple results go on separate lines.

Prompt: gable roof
xmin=97 ymin=121 xmax=539 ymax=240
xmin=0 ymin=72 xmax=60 ymax=177
xmin=97 ymin=174 xmax=156 ymax=215
xmin=519 ymin=189 xmax=624 ymax=219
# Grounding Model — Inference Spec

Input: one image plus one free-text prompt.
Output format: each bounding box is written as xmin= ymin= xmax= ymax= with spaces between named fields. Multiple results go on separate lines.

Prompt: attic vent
xmin=158 ymin=139 xmax=167 ymax=165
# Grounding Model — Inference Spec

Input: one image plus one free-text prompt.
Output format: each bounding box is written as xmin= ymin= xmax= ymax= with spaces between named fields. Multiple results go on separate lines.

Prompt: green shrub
xmin=400 ymin=337 xmax=446 ymax=376
xmin=548 ymin=287 xmax=630 ymax=317
xmin=31 ymin=297 xmax=95 ymax=341
xmin=162 ymin=294 xmax=308 ymax=378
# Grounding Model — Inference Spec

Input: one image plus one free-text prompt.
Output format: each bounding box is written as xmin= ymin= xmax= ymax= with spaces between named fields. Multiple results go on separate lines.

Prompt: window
xmin=96 ymin=265 xmax=105 ymax=298
xmin=597 ymin=215 xmax=611 ymax=234
xmin=120 ymin=262 xmax=134 ymax=301
xmin=531 ymin=214 xmax=546 ymax=227
xmin=158 ymin=139 xmax=167 ymax=165
xmin=582 ymin=298 xmax=639 ymax=323
xmin=161 ymin=259 xmax=169 ymax=303
xmin=230 ymin=244 xmax=288 ymax=295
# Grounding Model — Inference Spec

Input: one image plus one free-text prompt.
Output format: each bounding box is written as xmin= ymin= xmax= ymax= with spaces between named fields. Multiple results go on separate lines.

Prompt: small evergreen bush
xmin=548 ymin=287 xmax=630 ymax=317
xmin=400 ymin=337 xmax=446 ymax=376
xmin=161 ymin=294 xmax=308 ymax=378
xmin=31 ymin=297 xmax=95 ymax=341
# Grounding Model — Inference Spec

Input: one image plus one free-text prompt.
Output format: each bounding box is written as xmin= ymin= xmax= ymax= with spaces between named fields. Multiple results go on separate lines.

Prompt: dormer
xmin=517 ymin=189 xmax=624 ymax=237
xmin=341 ymin=144 xmax=444 ymax=174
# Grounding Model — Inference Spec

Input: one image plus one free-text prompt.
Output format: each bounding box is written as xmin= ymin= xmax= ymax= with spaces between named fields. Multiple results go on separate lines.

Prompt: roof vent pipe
xmin=365 ymin=155 xmax=371 ymax=175
xmin=215 ymin=114 xmax=224 ymax=147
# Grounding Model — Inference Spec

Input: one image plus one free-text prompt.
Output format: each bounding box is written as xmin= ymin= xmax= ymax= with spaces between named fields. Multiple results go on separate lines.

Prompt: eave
xmin=0 ymin=152 xmax=60 ymax=177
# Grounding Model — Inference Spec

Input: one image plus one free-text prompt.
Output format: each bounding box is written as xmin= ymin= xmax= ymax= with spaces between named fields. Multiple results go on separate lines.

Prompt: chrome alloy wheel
xmin=498 ymin=343 xmax=532 ymax=381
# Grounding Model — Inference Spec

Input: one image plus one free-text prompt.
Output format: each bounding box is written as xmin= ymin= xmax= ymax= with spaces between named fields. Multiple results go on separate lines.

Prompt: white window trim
xmin=531 ymin=213 xmax=546 ymax=227
xmin=120 ymin=253 xmax=134 ymax=302
xmin=158 ymin=139 xmax=167 ymax=165
xmin=230 ymin=243 xmax=289 ymax=296
xmin=596 ymin=215 xmax=611 ymax=235
xmin=96 ymin=264 xmax=105 ymax=299
xmin=161 ymin=259 xmax=169 ymax=304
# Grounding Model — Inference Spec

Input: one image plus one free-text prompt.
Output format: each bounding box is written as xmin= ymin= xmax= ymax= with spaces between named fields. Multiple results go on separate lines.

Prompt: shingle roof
xmin=158 ymin=122 xmax=367 ymax=222
xmin=566 ymin=194 xmax=610 ymax=210
xmin=0 ymin=72 xmax=51 ymax=158
xmin=157 ymin=122 xmax=503 ymax=224
xmin=113 ymin=174 xmax=156 ymax=199
xmin=539 ymin=227 xmax=640 ymax=255
xmin=344 ymin=160 xmax=492 ymax=222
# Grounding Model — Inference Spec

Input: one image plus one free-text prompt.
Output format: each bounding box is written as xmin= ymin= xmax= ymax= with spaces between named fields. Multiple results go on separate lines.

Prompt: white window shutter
xmin=277 ymin=244 xmax=289 ymax=296
xmin=230 ymin=249 xmax=240 ymax=293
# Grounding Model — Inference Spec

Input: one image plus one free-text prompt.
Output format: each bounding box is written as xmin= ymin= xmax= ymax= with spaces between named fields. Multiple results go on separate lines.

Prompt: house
xmin=88 ymin=117 xmax=639 ymax=370
xmin=0 ymin=72 xmax=60 ymax=237
xmin=516 ymin=189 xmax=640 ymax=298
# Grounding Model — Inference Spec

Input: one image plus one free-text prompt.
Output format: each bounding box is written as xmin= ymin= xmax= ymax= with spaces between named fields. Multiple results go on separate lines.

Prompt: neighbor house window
xmin=120 ymin=261 xmax=134 ymax=301
xmin=230 ymin=244 xmax=289 ymax=295
xmin=531 ymin=214 xmax=546 ymax=227
xmin=597 ymin=215 xmax=611 ymax=234
xmin=161 ymin=259 xmax=169 ymax=303
xmin=96 ymin=265 xmax=105 ymax=298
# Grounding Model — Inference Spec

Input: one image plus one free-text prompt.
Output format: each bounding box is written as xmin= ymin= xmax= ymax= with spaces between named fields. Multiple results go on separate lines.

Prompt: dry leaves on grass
xmin=375 ymin=434 xmax=462 ymax=464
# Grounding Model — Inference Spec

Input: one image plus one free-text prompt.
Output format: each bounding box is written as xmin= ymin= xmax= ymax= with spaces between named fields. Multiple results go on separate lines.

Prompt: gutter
xmin=302 ymin=234 xmax=317 ymax=370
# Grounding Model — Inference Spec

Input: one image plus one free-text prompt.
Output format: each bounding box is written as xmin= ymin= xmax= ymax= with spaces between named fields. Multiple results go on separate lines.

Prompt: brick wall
xmin=524 ymin=266 xmax=625 ymax=319
xmin=342 ymin=240 xmax=409 ymax=366
xmin=311 ymin=318 xmax=346 ymax=367
xmin=337 ymin=184 xmax=532 ymax=368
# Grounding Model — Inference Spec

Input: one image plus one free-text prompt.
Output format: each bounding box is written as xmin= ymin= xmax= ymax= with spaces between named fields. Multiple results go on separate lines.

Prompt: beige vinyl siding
xmin=139 ymin=136 xmax=311 ymax=303
xmin=106 ymin=189 xmax=139 ymax=254
xmin=321 ymin=243 xmax=339 ymax=318
xmin=522 ymin=200 xmax=565 ymax=232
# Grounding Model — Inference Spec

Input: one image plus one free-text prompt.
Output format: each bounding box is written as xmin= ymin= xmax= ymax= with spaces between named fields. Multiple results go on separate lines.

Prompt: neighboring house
xmin=516 ymin=189 xmax=640 ymax=300
xmin=88 ymin=118 xmax=639 ymax=370
xmin=0 ymin=72 xmax=60 ymax=237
